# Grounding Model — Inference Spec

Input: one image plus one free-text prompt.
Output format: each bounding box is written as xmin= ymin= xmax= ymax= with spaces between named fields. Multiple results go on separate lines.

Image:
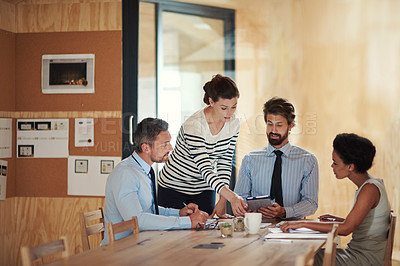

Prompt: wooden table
xmin=49 ymin=226 xmax=325 ymax=266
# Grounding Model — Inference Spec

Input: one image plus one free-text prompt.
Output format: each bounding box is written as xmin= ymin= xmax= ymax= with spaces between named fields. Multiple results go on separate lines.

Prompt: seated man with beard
xmin=234 ymin=97 xmax=319 ymax=219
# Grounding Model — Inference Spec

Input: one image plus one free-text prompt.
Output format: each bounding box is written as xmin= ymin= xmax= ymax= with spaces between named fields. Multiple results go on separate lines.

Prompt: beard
xmin=151 ymin=152 xmax=170 ymax=163
xmin=267 ymin=129 xmax=289 ymax=146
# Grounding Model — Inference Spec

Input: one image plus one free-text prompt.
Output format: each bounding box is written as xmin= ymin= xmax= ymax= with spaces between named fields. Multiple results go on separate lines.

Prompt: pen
xmin=265 ymin=239 xmax=293 ymax=243
xmin=183 ymin=202 xmax=189 ymax=209
xmin=319 ymin=217 xmax=336 ymax=221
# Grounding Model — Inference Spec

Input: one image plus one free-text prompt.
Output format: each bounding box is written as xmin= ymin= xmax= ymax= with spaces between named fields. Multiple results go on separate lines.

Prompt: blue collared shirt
xmin=101 ymin=152 xmax=191 ymax=245
xmin=234 ymin=142 xmax=319 ymax=218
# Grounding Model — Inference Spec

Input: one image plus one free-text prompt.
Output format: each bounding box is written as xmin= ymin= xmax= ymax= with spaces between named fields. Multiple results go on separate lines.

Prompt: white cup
xmin=244 ymin=213 xmax=262 ymax=234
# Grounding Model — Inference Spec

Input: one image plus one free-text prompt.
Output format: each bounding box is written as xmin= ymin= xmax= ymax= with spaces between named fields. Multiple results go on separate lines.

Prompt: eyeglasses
xmin=195 ymin=221 xmax=219 ymax=231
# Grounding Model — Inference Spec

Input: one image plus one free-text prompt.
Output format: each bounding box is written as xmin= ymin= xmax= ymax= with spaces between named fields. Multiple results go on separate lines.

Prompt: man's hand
xmin=179 ymin=203 xmax=199 ymax=216
xmin=189 ymin=210 xmax=209 ymax=228
xmin=258 ymin=203 xmax=286 ymax=218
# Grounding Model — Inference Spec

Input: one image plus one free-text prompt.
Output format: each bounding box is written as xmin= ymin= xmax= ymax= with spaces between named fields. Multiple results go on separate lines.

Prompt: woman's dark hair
xmin=134 ymin=118 xmax=169 ymax=152
xmin=263 ymin=97 xmax=296 ymax=125
xmin=333 ymin=133 xmax=376 ymax=173
xmin=203 ymin=74 xmax=239 ymax=104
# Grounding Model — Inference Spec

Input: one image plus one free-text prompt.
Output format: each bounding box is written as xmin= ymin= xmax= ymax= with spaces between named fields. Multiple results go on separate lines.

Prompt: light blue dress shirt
xmin=101 ymin=152 xmax=191 ymax=245
xmin=234 ymin=142 xmax=319 ymax=218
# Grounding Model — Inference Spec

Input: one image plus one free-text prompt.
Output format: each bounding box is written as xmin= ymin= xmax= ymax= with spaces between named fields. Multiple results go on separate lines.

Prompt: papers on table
xmin=288 ymin=227 xmax=322 ymax=234
xmin=261 ymin=223 xmax=272 ymax=228
xmin=266 ymin=227 xmax=328 ymax=239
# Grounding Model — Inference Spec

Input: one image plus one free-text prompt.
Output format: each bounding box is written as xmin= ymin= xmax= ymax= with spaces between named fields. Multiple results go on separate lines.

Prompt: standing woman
xmin=281 ymin=133 xmax=391 ymax=266
xmin=158 ymin=74 xmax=246 ymax=217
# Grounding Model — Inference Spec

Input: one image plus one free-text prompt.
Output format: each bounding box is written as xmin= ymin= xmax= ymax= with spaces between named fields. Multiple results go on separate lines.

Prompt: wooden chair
xmin=322 ymin=223 xmax=339 ymax=266
xmin=295 ymin=244 xmax=315 ymax=266
xmin=79 ymin=207 xmax=105 ymax=251
xmin=107 ymin=216 xmax=139 ymax=244
xmin=20 ymin=236 xmax=70 ymax=266
xmin=384 ymin=211 xmax=397 ymax=266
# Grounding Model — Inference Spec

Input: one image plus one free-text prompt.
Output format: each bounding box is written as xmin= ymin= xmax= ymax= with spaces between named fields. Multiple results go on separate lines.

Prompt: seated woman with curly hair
xmin=281 ymin=133 xmax=391 ymax=266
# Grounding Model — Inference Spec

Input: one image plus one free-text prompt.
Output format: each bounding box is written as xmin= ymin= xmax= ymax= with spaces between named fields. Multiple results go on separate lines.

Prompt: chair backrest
xmin=384 ymin=211 xmax=397 ymax=266
xmin=322 ymin=223 xmax=339 ymax=266
xmin=79 ymin=207 xmax=105 ymax=251
xmin=107 ymin=216 xmax=139 ymax=244
xmin=295 ymin=244 xmax=315 ymax=266
xmin=20 ymin=236 xmax=70 ymax=266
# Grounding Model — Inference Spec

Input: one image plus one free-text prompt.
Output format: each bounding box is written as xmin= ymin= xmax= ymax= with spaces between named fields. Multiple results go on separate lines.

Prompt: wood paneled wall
xmin=15 ymin=0 xmax=121 ymax=33
xmin=0 ymin=1 xmax=16 ymax=32
xmin=0 ymin=197 xmax=105 ymax=266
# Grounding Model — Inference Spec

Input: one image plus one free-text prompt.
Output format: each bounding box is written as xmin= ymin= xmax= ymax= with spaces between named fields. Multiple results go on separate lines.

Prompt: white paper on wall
xmin=16 ymin=119 xmax=69 ymax=158
xmin=68 ymin=156 xmax=121 ymax=196
xmin=0 ymin=160 xmax=8 ymax=200
xmin=0 ymin=118 xmax=12 ymax=158
xmin=75 ymin=118 xmax=94 ymax=147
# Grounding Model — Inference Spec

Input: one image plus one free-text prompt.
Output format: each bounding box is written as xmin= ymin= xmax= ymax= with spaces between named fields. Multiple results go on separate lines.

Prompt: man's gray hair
xmin=134 ymin=118 xmax=169 ymax=152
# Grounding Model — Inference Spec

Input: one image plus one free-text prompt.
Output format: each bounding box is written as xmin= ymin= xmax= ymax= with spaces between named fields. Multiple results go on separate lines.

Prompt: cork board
xmin=15 ymin=31 xmax=122 ymax=111
xmin=14 ymin=31 xmax=122 ymax=196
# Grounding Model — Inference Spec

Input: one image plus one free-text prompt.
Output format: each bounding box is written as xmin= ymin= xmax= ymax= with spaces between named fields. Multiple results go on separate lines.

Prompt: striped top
xmin=234 ymin=142 xmax=319 ymax=218
xmin=158 ymin=108 xmax=240 ymax=195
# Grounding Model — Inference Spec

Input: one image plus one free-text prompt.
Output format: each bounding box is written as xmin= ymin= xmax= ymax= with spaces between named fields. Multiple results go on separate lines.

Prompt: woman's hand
xmin=280 ymin=221 xmax=305 ymax=232
xmin=230 ymin=196 xmax=247 ymax=217
xmin=210 ymin=197 xmax=234 ymax=218
xmin=219 ymin=187 xmax=248 ymax=217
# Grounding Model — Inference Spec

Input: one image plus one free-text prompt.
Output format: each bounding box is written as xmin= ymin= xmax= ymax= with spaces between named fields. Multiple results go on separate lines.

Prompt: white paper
xmin=266 ymin=227 xmax=328 ymax=239
xmin=75 ymin=118 xmax=94 ymax=147
xmin=288 ymin=227 xmax=322 ymax=234
xmin=0 ymin=160 xmax=7 ymax=200
xmin=16 ymin=119 xmax=69 ymax=158
xmin=0 ymin=119 xmax=12 ymax=158
xmin=269 ymin=227 xmax=322 ymax=234
xmin=265 ymin=233 xmax=328 ymax=239
xmin=260 ymin=223 xmax=272 ymax=228
xmin=68 ymin=156 xmax=121 ymax=196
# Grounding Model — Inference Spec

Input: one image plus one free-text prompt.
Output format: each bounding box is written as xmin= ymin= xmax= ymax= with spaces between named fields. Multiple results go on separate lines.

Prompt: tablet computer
xmin=246 ymin=195 xmax=272 ymax=211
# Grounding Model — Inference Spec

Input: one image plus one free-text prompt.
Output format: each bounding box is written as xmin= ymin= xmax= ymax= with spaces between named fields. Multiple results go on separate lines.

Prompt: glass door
xmin=124 ymin=0 xmax=236 ymax=212
xmin=137 ymin=1 xmax=235 ymax=145
xmin=158 ymin=11 xmax=225 ymax=141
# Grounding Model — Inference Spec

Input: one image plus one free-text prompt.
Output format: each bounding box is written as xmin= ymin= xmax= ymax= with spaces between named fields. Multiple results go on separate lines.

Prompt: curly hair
xmin=333 ymin=133 xmax=376 ymax=173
